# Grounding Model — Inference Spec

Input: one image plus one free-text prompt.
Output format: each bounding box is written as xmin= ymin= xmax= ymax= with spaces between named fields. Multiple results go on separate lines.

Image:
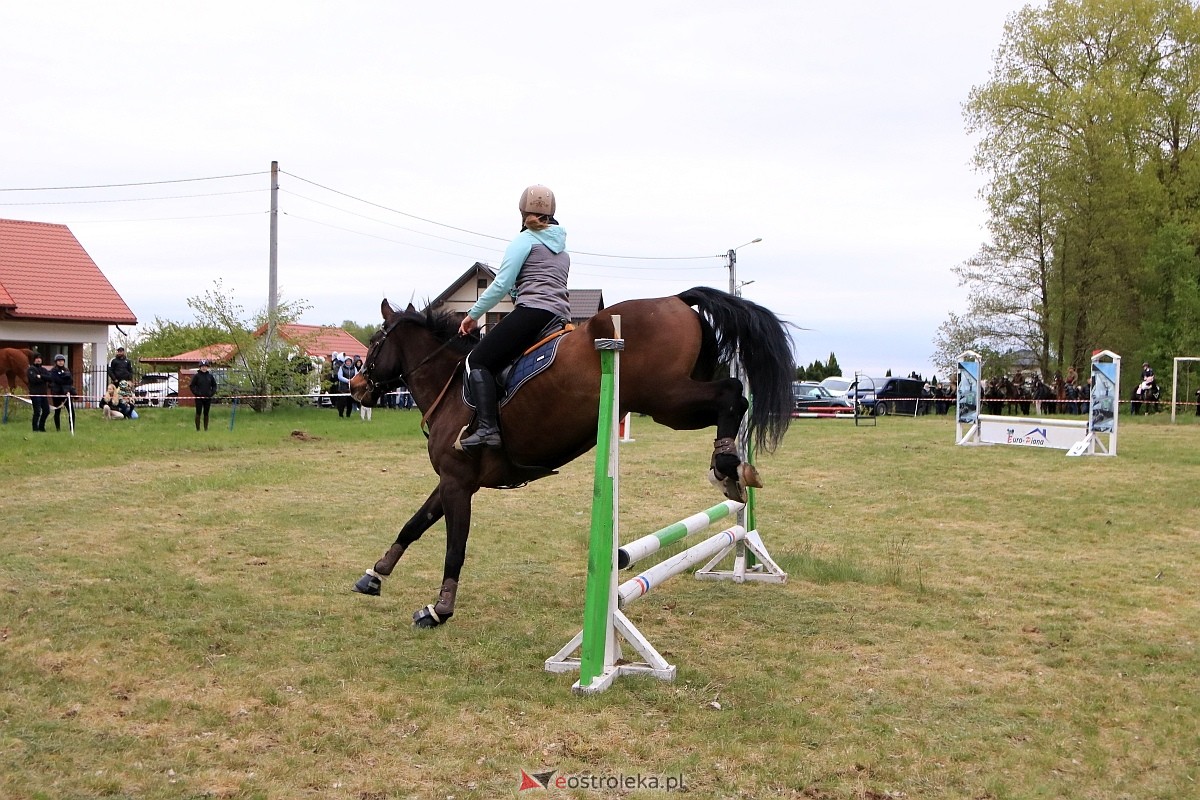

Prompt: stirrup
xmin=458 ymin=426 xmax=501 ymax=450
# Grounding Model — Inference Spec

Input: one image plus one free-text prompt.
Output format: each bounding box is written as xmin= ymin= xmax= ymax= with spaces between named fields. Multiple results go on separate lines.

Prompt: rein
xmin=363 ymin=315 xmax=468 ymax=436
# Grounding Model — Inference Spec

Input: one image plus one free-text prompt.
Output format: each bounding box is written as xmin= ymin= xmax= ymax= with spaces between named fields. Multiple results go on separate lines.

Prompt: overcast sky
xmin=1 ymin=1 xmax=1030 ymax=379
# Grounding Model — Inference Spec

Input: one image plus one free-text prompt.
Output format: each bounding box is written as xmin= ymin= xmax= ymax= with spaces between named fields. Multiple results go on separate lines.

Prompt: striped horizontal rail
xmin=618 ymin=525 xmax=747 ymax=608
xmin=616 ymin=500 xmax=744 ymax=569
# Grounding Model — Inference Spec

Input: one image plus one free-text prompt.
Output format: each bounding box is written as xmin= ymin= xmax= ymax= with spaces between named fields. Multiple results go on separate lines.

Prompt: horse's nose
xmin=349 ymin=373 xmax=368 ymax=403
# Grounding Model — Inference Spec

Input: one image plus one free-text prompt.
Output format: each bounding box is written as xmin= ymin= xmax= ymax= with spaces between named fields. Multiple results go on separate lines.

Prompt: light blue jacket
xmin=469 ymin=225 xmax=570 ymax=320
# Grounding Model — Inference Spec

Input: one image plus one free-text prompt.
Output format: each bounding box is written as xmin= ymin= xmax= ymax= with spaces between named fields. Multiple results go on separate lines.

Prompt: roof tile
xmin=0 ymin=218 xmax=137 ymax=324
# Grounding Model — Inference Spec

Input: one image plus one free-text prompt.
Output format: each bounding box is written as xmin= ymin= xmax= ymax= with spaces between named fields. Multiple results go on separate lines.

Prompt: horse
xmin=348 ymin=286 xmax=796 ymax=628
xmin=1031 ymin=375 xmax=1055 ymax=415
xmin=1131 ymin=378 xmax=1162 ymax=415
xmin=0 ymin=348 xmax=36 ymax=393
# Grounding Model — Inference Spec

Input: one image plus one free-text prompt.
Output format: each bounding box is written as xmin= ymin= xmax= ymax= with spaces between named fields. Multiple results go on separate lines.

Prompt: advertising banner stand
xmin=956 ymin=350 xmax=1118 ymax=457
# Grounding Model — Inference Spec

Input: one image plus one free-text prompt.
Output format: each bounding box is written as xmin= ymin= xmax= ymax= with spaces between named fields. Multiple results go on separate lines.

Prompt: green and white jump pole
xmin=545 ymin=316 xmax=787 ymax=694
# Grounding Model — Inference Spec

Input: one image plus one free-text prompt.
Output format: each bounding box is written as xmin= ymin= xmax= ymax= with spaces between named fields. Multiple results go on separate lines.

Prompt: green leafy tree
xmin=338 ymin=320 xmax=376 ymax=348
xmin=950 ymin=0 xmax=1200 ymax=374
xmin=187 ymin=280 xmax=312 ymax=412
xmin=120 ymin=318 xmax=228 ymax=367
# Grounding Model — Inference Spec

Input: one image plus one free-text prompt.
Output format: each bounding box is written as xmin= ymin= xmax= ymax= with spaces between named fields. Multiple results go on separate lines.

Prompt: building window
xmin=477 ymin=278 xmax=488 ymax=290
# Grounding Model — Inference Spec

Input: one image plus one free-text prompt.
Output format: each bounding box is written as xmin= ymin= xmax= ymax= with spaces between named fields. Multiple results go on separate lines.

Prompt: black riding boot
xmin=459 ymin=369 xmax=501 ymax=450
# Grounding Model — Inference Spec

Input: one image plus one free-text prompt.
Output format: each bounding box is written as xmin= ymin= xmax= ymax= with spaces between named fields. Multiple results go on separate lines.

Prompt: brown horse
xmin=0 ymin=348 xmax=36 ymax=393
xmin=348 ymin=286 xmax=796 ymax=627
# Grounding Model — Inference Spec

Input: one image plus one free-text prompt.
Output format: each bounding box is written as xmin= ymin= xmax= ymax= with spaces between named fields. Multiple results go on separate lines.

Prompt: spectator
xmin=108 ymin=346 xmax=134 ymax=386
xmin=46 ymin=354 xmax=74 ymax=432
xmin=26 ymin=353 xmax=49 ymax=432
xmin=335 ymin=357 xmax=358 ymax=419
xmin=99 ymin=383 xmax=124 ymax=420
xmin=189 ymin=360 xmax=218 ymax=431
xmin=116 ymin=380 xmax=136 ymax=419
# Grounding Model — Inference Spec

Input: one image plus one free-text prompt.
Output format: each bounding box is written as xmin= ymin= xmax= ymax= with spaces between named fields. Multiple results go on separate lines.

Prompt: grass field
xmin=1 ymin=401 xmax=1197 ymax=799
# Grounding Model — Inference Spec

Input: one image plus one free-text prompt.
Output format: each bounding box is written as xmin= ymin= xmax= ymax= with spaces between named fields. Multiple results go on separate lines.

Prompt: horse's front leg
xmin=707 ymin=378 xmax=758 ymax=503
xmin=352 ymin=487 xmax=444 ymax=596
xmin=412 ymin=478 xmax=474 ymax=629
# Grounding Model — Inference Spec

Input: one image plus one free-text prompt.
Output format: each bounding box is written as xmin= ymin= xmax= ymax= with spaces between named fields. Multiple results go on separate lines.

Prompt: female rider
xmin=456 ymin=185 xmax=570 ymax=450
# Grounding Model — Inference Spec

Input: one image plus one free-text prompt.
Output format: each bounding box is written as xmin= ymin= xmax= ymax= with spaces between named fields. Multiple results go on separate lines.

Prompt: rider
xmin=455 ymin=185 xmax=570 ymax=450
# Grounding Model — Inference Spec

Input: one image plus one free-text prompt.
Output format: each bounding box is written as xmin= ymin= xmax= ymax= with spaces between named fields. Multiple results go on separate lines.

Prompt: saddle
xmin=463 ymin=319 xmax=574 ymax=409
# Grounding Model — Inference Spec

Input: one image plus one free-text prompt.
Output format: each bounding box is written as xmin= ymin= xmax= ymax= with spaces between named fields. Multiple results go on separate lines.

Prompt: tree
xmin=122 ymin=317 xmax=228 ymax=366
xmin=949 ymin=0 xmax=1200 ymax=377
xmin=187 ymin=280 xmax=312 ymax=411
xmin=338 ymin=320 xmax=376 ymax=348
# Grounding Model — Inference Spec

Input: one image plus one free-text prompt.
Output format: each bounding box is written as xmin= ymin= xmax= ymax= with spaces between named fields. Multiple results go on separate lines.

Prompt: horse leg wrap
xmin=373 ymin=543 xmax=407 ymax=577
xmin=413 ymin=578 xmax=458 ymax=628
xmin=709 ymin=436 xmax=753 ymax=503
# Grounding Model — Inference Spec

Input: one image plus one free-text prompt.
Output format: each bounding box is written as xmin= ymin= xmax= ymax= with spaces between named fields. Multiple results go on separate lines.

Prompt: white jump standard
xmin=545 ymin=316 xmax=786 ymax=694
xmin=955 ymin=349 xmax=1119 ymax=457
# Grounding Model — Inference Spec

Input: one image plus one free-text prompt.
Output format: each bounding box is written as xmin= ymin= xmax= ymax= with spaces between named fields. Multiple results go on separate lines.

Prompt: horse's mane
xmin=394 ymin=304 xmax=479 ymax=357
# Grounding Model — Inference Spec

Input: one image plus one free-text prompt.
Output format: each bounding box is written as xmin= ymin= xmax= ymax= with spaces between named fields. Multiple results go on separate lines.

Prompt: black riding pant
xmin=195 ymin=397 xmax=212 ymax=429
xmin=465 ymin=306 xmax=558 ymax=373
xmin=31 ymin=396 xmax=49 ymax=431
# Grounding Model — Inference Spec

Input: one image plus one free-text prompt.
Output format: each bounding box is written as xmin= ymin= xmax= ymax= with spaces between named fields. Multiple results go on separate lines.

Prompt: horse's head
xmin=351 ymin=299 xmax=476 ymax=407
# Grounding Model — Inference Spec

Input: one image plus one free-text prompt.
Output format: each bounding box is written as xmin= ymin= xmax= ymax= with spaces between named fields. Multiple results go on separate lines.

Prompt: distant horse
xmin=0 ymin=348 xmax=35 ymax=393
xmin=1132 ymin=378 xmax=1162 ymax=415
xmin=1053 ymin=372 xmax=1067 ymax=415
xmin=348 ymin=287 xmax=796 ymax=628
xmin=1031 ymin=376 xmax=1056 ymax=415
xmin=984 ymin=379 xmax=1006 ymax=416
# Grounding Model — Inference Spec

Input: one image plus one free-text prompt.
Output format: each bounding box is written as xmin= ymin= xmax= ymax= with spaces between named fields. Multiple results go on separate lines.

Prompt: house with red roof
xmin=0 ymin=218 xmax=137 ymax=398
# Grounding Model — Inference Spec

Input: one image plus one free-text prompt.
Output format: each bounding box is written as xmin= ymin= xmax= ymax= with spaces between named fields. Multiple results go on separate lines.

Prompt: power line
xmin=0 ymin=188 xmax=262 ymax=206
xmin=280 ymin=169 xmax=721 ymax=262
xmin=0 ymin=171 xmax=268 ymax=192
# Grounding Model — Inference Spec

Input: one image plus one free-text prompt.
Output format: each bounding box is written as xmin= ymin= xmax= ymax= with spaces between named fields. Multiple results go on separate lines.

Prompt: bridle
xmin=361 ymin=312 xmax=466 ymax=402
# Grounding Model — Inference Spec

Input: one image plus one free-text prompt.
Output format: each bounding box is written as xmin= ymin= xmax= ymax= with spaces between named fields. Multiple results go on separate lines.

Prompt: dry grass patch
xmin=1 ymin=408 xmax=1197 ymax=798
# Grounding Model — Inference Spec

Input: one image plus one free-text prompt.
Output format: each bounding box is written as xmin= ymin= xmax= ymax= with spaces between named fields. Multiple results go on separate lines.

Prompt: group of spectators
xmin=326 ymin=351 xmax=415 ymax=418
xmin=21 ymin=346 xmax=218 ymax=434
xmin=25 ymin=352 xmax=75 ymax=432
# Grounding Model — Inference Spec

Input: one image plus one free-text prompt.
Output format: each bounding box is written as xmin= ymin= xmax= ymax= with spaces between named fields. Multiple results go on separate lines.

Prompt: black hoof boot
xmin=412 ymin=578 xmax=458 ymax=628
xmin=412 ymin=604 xmax=453 ymax=628
xmin=352 ymin=572 xmax=382 ymax=596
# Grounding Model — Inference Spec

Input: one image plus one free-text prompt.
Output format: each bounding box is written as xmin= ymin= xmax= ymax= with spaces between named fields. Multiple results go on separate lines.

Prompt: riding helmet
xmin=518 ymin=185 xmax=555 ymax=217
xmin=54 ymin=354 xmax=66 ymax=363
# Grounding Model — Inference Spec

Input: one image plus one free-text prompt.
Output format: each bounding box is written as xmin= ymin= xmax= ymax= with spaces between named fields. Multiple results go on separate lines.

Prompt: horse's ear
xmin=380 ymin=299 xmax=393 ymax=321
xmin=405 ymin=303 xmax=417 ymax=313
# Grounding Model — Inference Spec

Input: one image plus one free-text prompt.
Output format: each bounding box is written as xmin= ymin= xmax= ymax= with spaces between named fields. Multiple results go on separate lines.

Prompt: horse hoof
xmin=352 ymin=573 xmax=382 ymax=596
xmin=708 ymin=468 xmax=747 ymax=504
xmin=739 ymin=462 xmax=763 ymax=489
xmin=412 ymin=604 xmax=452 ymax=628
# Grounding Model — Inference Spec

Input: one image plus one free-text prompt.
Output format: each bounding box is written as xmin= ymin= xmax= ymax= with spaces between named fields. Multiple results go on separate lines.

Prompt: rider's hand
xmin=458 ymin=316 xmax=478 ymax=337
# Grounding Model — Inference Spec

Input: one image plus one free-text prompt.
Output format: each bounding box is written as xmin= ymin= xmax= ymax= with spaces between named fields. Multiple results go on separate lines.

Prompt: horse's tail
xmin=678 ymin=286 xmax=796 ymax=453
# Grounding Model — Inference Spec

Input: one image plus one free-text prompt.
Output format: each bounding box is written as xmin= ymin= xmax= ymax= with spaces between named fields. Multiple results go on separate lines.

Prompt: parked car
xmin=819 ymin=376 xmax=854 ymax=397
xmin=851 ymin=376 xmax=927 ymax=416
xmin=791 ymin=381 xmax=855 ymax=415
xmin=133 ymin=373 xmax=180 ymax=407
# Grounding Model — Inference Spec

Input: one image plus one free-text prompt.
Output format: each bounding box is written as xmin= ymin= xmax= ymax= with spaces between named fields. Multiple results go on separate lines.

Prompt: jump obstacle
xmin=955 ymin=349 xmax=1119 ymax=457
xmin=545 ymin=316 xmax=787 ymax=694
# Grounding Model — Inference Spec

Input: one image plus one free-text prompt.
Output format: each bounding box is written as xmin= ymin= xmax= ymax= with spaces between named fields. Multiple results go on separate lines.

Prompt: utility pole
xmin=267 ymin=160 xmax=279 ymax=349
xmin=725 ymin=238 xmax=761 ymax=297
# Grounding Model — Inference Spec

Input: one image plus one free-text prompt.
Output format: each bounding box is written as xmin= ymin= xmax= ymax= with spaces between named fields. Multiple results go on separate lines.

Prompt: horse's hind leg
xmin=706 ymin=378 xmax=758 ymax=502
xmin=352 ymin=487 xmax=444 ymax=596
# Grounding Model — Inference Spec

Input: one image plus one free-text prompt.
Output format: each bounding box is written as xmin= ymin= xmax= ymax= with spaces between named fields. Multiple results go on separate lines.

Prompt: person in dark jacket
xmin=108 ymin=347 xmax=134 ymax=386
xmin=46 ymin=354 xmax=74 ymax=432
xmin=336 ymin=358 xmax=358 ymax=419
xmin=189 ymin=360 xmax=218 ymax=431
xmin=26 ymin=353 xmax=50 ymax=432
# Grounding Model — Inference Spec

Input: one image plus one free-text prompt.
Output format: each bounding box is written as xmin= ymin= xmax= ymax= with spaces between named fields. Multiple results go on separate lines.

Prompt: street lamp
xmin=725 ymin=238 xmax=762 ymax=297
